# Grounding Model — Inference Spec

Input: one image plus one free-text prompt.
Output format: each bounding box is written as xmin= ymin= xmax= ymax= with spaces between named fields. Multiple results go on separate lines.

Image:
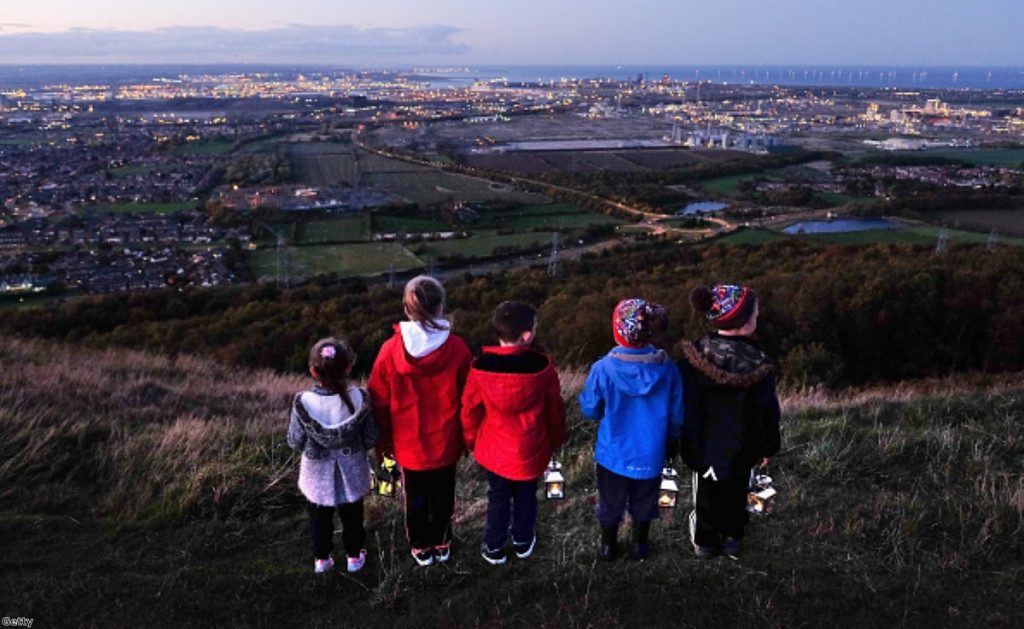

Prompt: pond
xmin=678 ymin=201 xmax=728 ymax=215
xmin=783 ymin=218 xmax=902 ymax=234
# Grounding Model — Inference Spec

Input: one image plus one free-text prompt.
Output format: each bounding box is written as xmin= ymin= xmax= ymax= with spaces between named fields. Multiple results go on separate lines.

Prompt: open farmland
xmin=248 ymin=242 xmax=422 ymax=279
xmin=289 ymin=142 xmax=358 ymax=186
xmin=475 ymin=203 xmax=623 ymax=230
xmin=296 ymin=215 xmax=371 ymax=243
xmin=413 ymin=230 xmax=558 ymax=259
xmin=463 ymin=147 xmax=740 ymax=178
xmin=926 ymin=209 xmax=1024 ymax=237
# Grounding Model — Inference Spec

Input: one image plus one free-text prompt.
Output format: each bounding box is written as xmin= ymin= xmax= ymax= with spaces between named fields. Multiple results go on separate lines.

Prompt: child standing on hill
xmin=578 ymin=298 xmax=684 ymax=561
xmin=677 ymin=285 xmax=781 ymax=560
xmin=461 ymin=301 xmax=567 ymax=565
xmin=288 ymin=337 xmax=379 ymax=574
xmin=368 ymin=275 xmax=473 ymax=567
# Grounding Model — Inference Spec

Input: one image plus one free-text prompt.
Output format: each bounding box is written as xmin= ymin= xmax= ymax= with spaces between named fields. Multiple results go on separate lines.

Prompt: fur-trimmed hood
xmin=681 ymin=334 xmax=773 ymax=389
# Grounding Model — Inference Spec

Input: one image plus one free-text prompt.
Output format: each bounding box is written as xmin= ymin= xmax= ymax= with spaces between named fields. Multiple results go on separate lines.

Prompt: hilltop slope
xmin=1 ymin=337 xmax=1022 ymax=628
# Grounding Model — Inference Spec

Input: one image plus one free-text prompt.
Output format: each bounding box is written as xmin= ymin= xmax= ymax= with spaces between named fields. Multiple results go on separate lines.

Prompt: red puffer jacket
xmin=461 ymin=346 xmax=567 ymax=480
xmin=368 ymin=325 xmax=472 ymax=471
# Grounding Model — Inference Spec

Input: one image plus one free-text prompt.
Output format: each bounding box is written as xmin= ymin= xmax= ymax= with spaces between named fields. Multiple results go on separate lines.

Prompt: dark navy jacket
xmin=677 ymin=334 xmax=781 ymax=481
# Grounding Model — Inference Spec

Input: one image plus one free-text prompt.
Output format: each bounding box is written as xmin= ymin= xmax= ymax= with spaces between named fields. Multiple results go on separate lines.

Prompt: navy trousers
xmin=484 ymin=470 xmax=539 ymax=550
xmin=595 ymin=463 xmax=660 ymax=528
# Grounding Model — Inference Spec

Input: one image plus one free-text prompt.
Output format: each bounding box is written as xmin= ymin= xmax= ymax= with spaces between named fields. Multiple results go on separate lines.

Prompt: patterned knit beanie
xmin=690 ymin=284 xmax=758 ymax=330
xmin=612 ymin=298 xmax=665 ymax=348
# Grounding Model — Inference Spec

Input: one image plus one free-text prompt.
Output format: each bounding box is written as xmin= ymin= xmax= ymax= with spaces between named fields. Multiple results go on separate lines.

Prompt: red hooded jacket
xmin=461 ymin=346 xmax=567 ymax=480
xmin=368 ymin=324 xmax=472 ymax=471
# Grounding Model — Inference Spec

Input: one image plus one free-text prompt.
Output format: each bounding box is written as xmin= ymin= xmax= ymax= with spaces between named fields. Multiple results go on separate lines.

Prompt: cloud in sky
xmin=0 ymin=24 xmax=469 ymax=64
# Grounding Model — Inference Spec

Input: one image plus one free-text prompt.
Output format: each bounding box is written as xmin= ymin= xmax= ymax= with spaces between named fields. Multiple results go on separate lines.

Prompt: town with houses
xmin=2 ymin=67 xmax=1023 ymax=301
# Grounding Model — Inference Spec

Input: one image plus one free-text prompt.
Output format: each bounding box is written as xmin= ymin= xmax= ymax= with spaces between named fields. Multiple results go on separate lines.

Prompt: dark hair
xmin=308 ymin=337 xmax=356 ymax=413
xmin=492 ymin=301 xmax=537 ymax=343
xmin=403 ymin=275 xmax=447 ymax=332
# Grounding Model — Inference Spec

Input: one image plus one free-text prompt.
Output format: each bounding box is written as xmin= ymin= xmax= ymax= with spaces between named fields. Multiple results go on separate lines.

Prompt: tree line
xmin=1 ymin=239 xmax=1021 ymax=388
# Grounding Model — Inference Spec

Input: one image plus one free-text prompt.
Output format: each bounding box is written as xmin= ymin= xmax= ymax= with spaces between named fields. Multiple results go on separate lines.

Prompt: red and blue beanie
xmin=690 ymin=285 xmax=758 ymax=330
xmin=612 ymin=298 xmax=666 ymax=348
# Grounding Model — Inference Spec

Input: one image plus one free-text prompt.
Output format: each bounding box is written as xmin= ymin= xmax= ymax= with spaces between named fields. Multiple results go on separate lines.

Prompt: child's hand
xmin=759 ymin=457 xmax=771 ymax=468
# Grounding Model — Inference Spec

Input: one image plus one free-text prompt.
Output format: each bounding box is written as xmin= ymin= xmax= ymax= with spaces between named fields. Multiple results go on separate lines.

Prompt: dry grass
xmin=1 ymin=337 xmax=1023 ymax=627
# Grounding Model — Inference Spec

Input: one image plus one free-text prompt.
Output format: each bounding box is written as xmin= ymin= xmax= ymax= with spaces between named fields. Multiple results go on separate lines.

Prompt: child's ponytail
xmin=309 ymin=337 xmax=357 ymax=414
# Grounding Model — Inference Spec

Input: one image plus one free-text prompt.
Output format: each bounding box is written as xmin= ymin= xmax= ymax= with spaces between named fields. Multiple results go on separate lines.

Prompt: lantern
xmin=543 ymin=459 xmax=565 ymax=500
xmin=746 ymin=471 xmax=776 ymax=515
xmin=658 ymin=467 xmax=680 ymax=510
xmin=375 ymin=454 xmax=402 ymax=498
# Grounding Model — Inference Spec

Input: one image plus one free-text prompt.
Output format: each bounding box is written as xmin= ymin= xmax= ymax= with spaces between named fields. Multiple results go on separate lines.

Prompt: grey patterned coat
xmin=287 ymin=385 xmax=380 ymax=506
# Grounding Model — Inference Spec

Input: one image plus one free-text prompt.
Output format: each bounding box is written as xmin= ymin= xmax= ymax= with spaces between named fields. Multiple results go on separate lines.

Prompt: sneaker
xmin=633 ymin=542 xmax=650 ymax=561
xmin=598 ymin=540 xmax=618 ymax=561
xmin=346 ymin=549 xmax=367 ymax=573
xmin=693 ymin=544 xmax=718 ymax=560
xmin=480 ymin=544 xmax=507 ymax=566
xmin=411 ymin=547 xmax=434 ymax=567
xmin=512 ymin=535 xmax=536 ymax=559
xmin=722 ymin=537 xmax=741 ymax=560
xmin=314 ymin=556 xmax=335 ymax=573
xmin=433 ymin=543 xmax=451 ymax=563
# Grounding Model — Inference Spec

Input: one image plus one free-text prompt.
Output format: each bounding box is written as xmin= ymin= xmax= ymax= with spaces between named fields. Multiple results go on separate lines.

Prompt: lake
xmin=679 ymin=201 xmax=728 ymax=215
xmin=784 ymin=218 xmax=902 ymax=234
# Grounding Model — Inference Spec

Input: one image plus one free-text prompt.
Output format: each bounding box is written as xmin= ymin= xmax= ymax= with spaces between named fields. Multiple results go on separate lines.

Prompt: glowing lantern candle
xmin=658 ymin=467 xmax=680 ymax=509
xmin=543 ymin=459 xmax=565 ymax=500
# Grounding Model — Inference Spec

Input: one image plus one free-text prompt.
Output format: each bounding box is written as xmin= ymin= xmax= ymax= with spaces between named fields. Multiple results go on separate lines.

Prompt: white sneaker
xmin=347 ymin=549 xmax=367 ymax=573
xmin=314 ymin=556 xmax=335 ymax=573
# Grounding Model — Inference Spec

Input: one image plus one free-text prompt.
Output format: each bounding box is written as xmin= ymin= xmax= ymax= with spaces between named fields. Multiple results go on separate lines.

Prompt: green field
xmin=476 ymin=203 xmax=623 ymax=230
xmin=289 ymin=143 xmax=357 ymax=186
xmin=248 ymin=242 xmax=422 ymax=279
xmin=793 ymin=225 xmax=1024 ymax=247
xmin=108 ymin=165 xmax=148 ymax=178
xmin=818 ymin=192 xmax=877 ymax=207
xmin=91 ymin=202 xmax=197 ymax=215
xmin=926 ymin=209 xmax=1024 ymax=237
xmin=715 ymin=228 xmax=785 ymax=245
xmin=907 ymin=148 xmax=1024 ymax=168
xmin=296 ymin=216 xmax=371 ymax=244
xmin=700 ymin=172 xmax=784 ymax=197
xmin=371 ymin=211 xmax=451 ymax=233
xmin=415 ymin=231 xmax=557 ymax=258
xmin=173 ymin=140 xmax=234 ymax=156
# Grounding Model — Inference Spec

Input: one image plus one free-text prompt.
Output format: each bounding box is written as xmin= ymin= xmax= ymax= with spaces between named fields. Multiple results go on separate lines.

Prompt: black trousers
xmin=403 ymin=464 xmax=457 ymax=550
xmin=308 ymin=499 xmax=365 ymax=560
xmin=484 ymin=470 xmax=538 ymax=550
xmin=691 ymin=471 xmax=749 ymax=547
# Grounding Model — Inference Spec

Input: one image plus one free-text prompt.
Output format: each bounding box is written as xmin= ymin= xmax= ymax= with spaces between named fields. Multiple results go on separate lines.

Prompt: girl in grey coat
xmin=288 ymin=337 xmax=379 ymax=573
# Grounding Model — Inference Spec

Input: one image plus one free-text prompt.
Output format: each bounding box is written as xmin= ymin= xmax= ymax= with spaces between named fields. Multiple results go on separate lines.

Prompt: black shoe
xmin=480 ymin=544 xmax=507 ymax=566
xmin=512 ymin=535 xmax=536 ymax=559
xmin=693 ymin=544 xmax=718 ymax=559
xmin=599 ymin=526 xmax=619 ymax=561
xmin=722 ymin=537 xmax=741 ymax=560
xmin=633 ymin=542 xmax=650 ymax=561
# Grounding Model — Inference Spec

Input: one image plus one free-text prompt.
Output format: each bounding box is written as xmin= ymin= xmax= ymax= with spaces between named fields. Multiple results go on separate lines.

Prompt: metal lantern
xmin=375 ymin=454 xmax=402 ymax=498
xmin=658 ymin=467 xmax=680 ymax=510
xmin=746 ymin=470 xmax=777 ymax=515
xmin=543 ymin=459 xmax=565 ymax=500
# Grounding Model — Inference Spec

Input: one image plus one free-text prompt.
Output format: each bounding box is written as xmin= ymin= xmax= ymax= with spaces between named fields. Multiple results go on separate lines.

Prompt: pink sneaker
xmin=347 ymin=549 xmax=367 ymax=573
xmin=314 ymin=556 xmax=334 ymax=573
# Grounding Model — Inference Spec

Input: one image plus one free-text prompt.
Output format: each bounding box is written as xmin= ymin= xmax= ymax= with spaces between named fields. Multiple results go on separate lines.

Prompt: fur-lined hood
xmin=680 ymin=334 xmax=773 ymax=389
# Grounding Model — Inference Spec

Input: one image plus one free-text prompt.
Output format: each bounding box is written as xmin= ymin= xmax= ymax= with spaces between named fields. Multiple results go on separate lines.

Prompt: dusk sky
xmin=0 ymin=0 xmax=1021 ymax=66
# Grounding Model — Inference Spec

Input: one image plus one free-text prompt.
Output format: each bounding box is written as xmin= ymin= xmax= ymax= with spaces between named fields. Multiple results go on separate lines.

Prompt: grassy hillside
xmin=1 ymin=338 xmax=1022 ymax=628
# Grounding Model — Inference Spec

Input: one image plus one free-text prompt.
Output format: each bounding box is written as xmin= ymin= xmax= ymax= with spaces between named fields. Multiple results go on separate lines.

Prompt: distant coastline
xmin=1 ymin=63 xmax=1023 ymax=90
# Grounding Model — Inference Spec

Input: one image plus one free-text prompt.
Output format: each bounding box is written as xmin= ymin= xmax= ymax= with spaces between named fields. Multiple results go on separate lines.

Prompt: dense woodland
xmin=3 ymin=238 xmax=1022 ymax=388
